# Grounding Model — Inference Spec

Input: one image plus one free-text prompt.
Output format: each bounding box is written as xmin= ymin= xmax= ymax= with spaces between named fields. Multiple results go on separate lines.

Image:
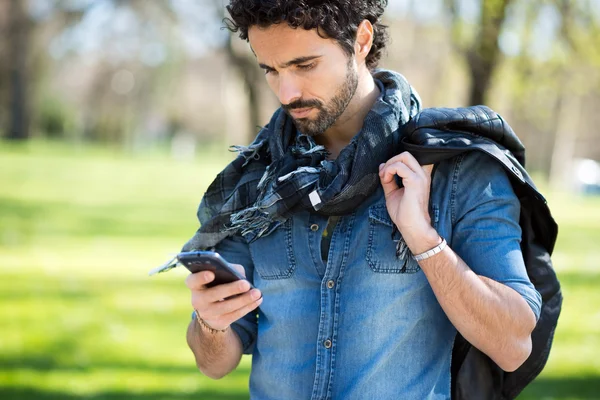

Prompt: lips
xmin=289 ymin=107 xmax=314 ymax=119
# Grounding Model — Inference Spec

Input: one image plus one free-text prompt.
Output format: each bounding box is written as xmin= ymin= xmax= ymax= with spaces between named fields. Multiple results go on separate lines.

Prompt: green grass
xmin=1 ymin=140 xmax=599 ymax=399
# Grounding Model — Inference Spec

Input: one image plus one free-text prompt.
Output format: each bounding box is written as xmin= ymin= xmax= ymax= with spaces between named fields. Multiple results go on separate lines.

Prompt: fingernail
xmin=379 ymin=163 xmax=384 ymax=170
xmin=250 ymin=289 xmax=261 ymax=300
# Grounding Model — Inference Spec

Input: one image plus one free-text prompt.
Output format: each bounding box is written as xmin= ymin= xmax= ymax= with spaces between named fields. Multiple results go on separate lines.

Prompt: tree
xmin=4 ymin=0 xmax=32 ymax=140
xmin=0 ymin=0 xmax=179 ymax=142
xmin=445 ymin=0 xmax=514 ymax=106
xmin=548 ymin=0 xmax=600 ymax=187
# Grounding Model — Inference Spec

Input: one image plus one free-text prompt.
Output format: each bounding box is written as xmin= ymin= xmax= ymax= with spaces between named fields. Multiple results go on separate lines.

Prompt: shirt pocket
xmin=366 ymin=204 xmax=422 ymax=274
xmin=247 ymin=218 xmax=296 ymax=280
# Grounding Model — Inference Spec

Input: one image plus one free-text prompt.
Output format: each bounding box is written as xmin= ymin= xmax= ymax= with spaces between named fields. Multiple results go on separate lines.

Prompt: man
xmin=184 ymin=1 xmax=542 ymax=399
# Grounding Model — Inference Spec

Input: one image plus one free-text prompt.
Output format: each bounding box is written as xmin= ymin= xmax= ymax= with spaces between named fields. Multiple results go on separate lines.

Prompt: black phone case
xmin=177 ymin=251 xmax=248 ymax=288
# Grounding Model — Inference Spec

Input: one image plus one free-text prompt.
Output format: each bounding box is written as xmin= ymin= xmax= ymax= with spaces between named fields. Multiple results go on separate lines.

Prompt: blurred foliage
xmin=0 ymin=0 xmax=599 ymax=178
xmin=0 ymin=142 xmax=599 ymax=399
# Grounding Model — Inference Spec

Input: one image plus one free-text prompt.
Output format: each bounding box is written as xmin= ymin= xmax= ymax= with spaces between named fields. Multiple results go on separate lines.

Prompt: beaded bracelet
xmin=193 ymin=309 xmax=228 ymax=334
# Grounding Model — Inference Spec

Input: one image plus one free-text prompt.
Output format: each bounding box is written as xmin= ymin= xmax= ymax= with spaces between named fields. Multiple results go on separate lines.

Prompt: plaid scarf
xmin=182 ymin=70 xmax=421 ymax=252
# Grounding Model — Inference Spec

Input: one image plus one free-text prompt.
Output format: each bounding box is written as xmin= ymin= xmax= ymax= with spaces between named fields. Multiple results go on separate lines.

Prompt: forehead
xmin=248 ymin=24 xmax=340 ymax=63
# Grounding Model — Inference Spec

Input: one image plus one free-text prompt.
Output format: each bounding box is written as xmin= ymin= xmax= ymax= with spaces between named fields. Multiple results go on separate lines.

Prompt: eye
xmin=263 ymin=68 xmax=277 ymax=76
xmin=297 ymin=62 xmax=316 ymax=71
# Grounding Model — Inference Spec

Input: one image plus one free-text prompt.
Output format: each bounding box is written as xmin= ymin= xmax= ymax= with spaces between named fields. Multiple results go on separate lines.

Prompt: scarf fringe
xmin=230 ymin=206 xmax=273 ymax=239
xmin=298 ymin=144 xmax=326 ymax=155
xmin=278 ymin=166 xmax=320 ymax=183
xmin=394 ymin=237 xmax=410 ymax=259
xmin=230 ymin=141 xmax=264 ymax=167
xmin=257 ymin=166 xmax=272 ymax=191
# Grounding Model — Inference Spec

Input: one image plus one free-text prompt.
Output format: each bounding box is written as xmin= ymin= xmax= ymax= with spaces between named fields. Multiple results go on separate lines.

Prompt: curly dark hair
xmin=224 ymin=0 xmax=389 ymax=70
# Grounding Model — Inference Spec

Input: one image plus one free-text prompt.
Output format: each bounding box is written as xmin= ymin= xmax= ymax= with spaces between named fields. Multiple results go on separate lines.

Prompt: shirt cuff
xmin=230 ymin=320 xmax=257 ymax=355
xmin=503 ymin=283 xmax=542 ymax=322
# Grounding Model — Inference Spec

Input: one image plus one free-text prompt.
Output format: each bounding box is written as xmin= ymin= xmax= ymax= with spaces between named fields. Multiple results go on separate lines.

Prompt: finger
xmin=204 ymin=279 xmax=252 ymax=303
xmin=380 ymin=161 xmax=416 ymax=184
xmin=203 ymin=288 xmax=262 ymax=317
xmin=379 ymin=165 xmax=401 ymax=198
xmin=231 ymin=263 xmax=246 ymax=278
xmin=397 ymin=151 xmax=423 ymax=174
xmin=211 ymin=296 xmax=264 ymax=327
xmin=382 ymin=152 xmax=427 ymax=178
xmin=185 ymin=271 xmax=215 ymax=290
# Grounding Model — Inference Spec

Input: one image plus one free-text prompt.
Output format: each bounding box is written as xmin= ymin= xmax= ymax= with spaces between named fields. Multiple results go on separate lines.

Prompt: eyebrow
xmin=258 ymin=55 xmax=322 ymax=71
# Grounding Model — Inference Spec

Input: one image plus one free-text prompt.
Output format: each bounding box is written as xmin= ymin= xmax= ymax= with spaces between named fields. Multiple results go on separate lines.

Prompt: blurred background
xmin=0 ymin=0 xmax=599 ymax=399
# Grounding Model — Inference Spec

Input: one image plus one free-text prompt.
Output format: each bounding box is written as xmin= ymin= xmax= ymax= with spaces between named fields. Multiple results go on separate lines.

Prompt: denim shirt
xmin=216 ymin=151 xmax=542 ymax=400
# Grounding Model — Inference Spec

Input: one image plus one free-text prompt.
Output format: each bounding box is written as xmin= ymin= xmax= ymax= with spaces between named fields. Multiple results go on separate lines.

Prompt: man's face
xmin=248 ymin=24 xmax=359 ymax=137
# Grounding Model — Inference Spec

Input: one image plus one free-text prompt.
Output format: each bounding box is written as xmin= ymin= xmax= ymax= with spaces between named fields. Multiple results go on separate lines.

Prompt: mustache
xmin=282 ymin=99 xmax=323 ymax=113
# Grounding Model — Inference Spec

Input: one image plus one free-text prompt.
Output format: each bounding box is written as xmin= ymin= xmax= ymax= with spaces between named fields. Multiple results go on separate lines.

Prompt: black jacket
xmin=401 ymin=106 xmax=562 ymax=400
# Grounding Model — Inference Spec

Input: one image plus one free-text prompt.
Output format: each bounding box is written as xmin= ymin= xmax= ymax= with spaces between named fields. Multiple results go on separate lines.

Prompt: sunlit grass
xmin=0 ymin=140 xmax=598 ymax=399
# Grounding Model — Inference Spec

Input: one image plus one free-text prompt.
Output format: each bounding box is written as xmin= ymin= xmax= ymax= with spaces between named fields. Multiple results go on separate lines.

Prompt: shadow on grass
xmin=517 ymin=376 xmax=600 ymax=399
xmin=0 ymin=387 xmax=248 ymax=400
xmin=0 ymin=353 xmax=240 ymax=375
xmin=3 ymin=376 xmax=600 ymax=400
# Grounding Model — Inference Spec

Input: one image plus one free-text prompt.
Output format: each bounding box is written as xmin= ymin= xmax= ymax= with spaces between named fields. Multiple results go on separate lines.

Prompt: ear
xmin=354 ymin=20 xmax=374 ymax=65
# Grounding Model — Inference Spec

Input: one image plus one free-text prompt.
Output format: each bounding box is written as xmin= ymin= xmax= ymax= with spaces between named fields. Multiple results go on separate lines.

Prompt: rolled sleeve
xmin=450 ymin=152 xmax=542 ymax=321
xmin=214 ymin=234 xmax=258 ymax=354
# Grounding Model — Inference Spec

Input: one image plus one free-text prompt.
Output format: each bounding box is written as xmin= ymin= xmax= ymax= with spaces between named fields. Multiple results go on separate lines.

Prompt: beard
xmin=282 ymin=60 xmax=359 ymax=137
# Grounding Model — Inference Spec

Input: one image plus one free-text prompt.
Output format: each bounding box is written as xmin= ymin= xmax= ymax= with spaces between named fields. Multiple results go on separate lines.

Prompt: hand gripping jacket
xmin=401 ymin=106 xmax=562 ymax=400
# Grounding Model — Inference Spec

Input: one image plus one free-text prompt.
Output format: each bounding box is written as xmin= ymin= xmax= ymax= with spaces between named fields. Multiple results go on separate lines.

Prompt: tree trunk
xmin=6 ymin=0 xmax=31 ymax=140
xmin=549 ymin=72 xmax=582 ymax=190
xmin=224 ymin=33 xmax=263 ymax=143
xmin=466 ymin=0 xmax=512 ymax=106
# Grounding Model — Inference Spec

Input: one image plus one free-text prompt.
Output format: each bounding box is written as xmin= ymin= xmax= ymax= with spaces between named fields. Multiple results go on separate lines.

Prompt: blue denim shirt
xmin=216 ymin=151 xmax=541 ymax=400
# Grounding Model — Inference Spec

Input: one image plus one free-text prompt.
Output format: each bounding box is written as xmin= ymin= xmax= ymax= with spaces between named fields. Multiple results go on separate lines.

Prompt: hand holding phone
xmin=183 ymin=252 xmax=262 ymax=332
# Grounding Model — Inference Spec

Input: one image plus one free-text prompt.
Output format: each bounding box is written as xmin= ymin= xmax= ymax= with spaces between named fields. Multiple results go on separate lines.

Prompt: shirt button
xmin=324 ymin=339 xmax=332 ymax=349
xmin=327 ymin=280 xmax=335 ymax=289
xmin=310 ymin=224 xmax=319 ymax=232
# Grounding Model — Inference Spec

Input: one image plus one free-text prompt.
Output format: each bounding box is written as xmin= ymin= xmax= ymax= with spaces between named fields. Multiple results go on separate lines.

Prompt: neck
xmin=316 ymin=68 xmax=380 ymax=159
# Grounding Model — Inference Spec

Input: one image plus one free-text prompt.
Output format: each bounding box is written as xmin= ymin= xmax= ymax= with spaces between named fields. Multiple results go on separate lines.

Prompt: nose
xmin=277 ymin=74 xmax=302 ymax=106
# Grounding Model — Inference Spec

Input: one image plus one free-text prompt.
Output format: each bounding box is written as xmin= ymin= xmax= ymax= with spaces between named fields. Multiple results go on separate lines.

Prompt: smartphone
xmin=177 ymin=251 xmax=250 ymax=288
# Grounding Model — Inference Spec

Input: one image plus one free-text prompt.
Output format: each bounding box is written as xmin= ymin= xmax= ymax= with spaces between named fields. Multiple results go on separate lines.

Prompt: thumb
xmin=379 ymin=163 xmax=400 ymax=198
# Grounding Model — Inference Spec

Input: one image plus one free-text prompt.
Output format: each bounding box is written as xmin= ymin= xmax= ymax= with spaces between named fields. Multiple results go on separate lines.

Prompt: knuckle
xmin=236 ymin=280 xmax=250 ymax=293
